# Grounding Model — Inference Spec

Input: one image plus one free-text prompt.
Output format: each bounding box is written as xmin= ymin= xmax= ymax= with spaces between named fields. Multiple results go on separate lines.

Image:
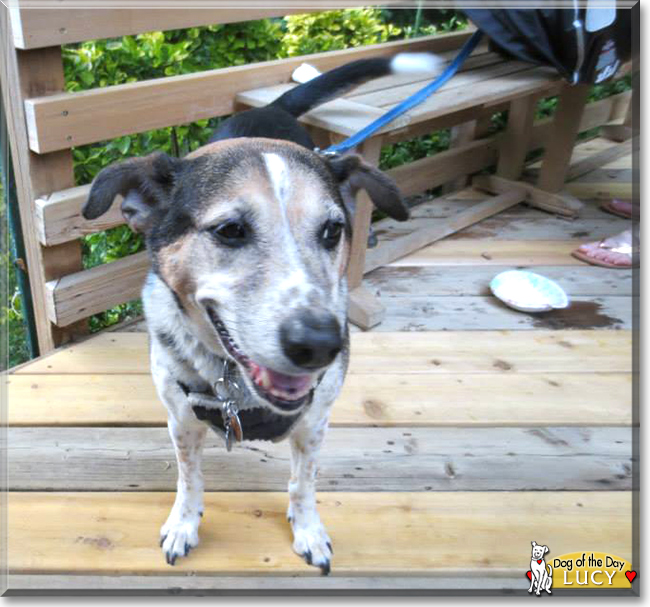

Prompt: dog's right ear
xmin=82 ymin=152 xmax=182 ymax=234
xmin=325 ymin=154 xmax=410 ymax=221
xmin=531 ymin=541 xmax=537 ymax=547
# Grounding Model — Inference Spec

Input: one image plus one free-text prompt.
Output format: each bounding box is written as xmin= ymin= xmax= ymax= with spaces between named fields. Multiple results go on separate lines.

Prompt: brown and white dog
xmin=82 ymin=52 xmax=441 ymax=574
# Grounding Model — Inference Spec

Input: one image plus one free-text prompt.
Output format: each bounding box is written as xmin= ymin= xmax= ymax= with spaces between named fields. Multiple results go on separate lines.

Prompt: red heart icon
xmin=625 ymin=571 xmax=637 ymax=583
xmin=526 ymin=571 xmax=532 ymax=580
xmin=537 ymin=559 xmax=542 ymax=564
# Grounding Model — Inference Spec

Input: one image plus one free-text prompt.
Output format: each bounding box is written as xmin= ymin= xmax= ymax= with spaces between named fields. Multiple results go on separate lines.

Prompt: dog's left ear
xmin=326 ymin=154 xmax=410 ymax=221
xmin=543 ymin=546 xmax=549 ymax=554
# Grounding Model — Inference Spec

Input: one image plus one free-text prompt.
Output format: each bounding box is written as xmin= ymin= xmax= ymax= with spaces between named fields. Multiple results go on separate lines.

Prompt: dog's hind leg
xmin=287 ymin=415 xmax=333 ymax=575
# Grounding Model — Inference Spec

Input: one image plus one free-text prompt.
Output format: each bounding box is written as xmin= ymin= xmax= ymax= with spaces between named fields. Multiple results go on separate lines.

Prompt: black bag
xmin=463 ymin=7 xmax=631 ymax=84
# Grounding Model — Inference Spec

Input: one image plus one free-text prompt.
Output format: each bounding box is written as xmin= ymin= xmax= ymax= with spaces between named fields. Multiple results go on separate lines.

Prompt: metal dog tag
xmin=223 ymin=401 xmax=243 ymax=452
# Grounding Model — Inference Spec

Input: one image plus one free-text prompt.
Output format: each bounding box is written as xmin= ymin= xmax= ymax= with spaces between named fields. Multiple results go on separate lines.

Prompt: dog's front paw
xmin=160 ymin=514 xmax=200 ymax=566
xmin=291 ymin=520 xmax=333 ymax=575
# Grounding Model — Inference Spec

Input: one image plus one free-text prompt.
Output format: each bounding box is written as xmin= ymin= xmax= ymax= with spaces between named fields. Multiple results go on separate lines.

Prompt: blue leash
xmin=322 ymin=30 xmax=484 ymax=156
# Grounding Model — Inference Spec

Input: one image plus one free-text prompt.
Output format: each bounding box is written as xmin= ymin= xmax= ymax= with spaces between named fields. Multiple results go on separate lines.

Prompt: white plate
xmin=490 ymin=270 xmax=570 ymax=313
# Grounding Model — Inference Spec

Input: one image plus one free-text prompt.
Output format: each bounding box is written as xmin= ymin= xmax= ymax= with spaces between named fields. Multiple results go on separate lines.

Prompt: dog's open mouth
xmin=207 ymin=309 xmax=314 ymax=411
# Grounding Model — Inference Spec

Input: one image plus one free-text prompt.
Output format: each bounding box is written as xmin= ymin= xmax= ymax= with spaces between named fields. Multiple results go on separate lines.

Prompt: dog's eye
xmin=321 ymin=220 xmax=344 ymax=250
xmin=210 ymin=220 xmax=250 ymax=247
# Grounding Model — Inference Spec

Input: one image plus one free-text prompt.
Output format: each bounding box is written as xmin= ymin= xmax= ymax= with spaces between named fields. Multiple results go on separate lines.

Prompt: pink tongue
xmin=266 ymin=368 xmax=312 ymax=394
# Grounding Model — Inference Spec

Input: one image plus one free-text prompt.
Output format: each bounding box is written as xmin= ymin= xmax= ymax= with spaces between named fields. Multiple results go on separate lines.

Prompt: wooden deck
xmin=6 ymin=137 xmax=635 ymax=592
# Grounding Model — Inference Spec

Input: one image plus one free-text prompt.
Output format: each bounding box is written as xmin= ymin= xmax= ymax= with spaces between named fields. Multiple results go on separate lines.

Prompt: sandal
xmin=600 ymin=199 xmax=634 ymax=220
xmin=571 ymin=235 xmax=637 ymax=269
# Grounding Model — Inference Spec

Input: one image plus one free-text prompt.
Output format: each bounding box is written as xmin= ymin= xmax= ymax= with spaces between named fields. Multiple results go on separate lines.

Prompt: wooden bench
xmin=238 ymin=44 xmax=630 ymax=328
xmin=1 ymin=5 xmax=632 ymax=349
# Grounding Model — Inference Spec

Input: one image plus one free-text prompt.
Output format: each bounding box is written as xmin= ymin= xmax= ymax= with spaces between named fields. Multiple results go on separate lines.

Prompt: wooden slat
xmin=11 ymin=330 xmax=632 ymax=375
xmin=34 ymin=94 xmax=631 ymax=247
xmin=7 ymin=427 xmax=633 ymax=491
xmin=8 ymin=491 xmax=632 ymax=575
xmin=374 ymin=295 xmax=630 ymax=332
xmin=405 ymin=66 xmax=560 ymax=125
xmin=10 ymin=7 xmax=316 ymax=49
xmin=375 ymin=214 xmax=631 ymax=247
xmin=237 ymin=90 xmax=410 ymax=136
xmin=45 ymin=251 xmax=149 ymax=327
xmin=3 ymin=574 xmax=533 ymax=592
xmin=366 ymin=265 xmax=633 ymax=297
xmin=364 ymin=188 xmax=526 ymax=273
xmin=565 ymin=181 xmax=633 ymax=200
xmin=6 ymin=372 xmax=632 ymax=427
xmin=388 ymin=240 xmax=585 ymax=267
xmin=35 ymin=186 xmax=124 ymax=246
xmin=351 ymin=60 xmax=535 ymax=109
xmin=23 ymin=31 xmax=472 ymax=154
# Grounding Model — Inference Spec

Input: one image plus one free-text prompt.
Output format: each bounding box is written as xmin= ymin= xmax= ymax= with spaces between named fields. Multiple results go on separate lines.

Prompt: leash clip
xmin=314 ymin=147 xmax=341 ymax=159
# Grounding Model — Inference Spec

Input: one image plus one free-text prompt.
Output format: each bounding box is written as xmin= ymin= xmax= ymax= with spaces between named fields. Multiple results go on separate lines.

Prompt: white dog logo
xmin=528 ymin=541 xmax=553 ymax=595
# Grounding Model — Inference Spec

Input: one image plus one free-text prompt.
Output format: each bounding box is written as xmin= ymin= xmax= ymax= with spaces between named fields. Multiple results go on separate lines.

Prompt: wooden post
xmin=496 ymin=95 xmax=537 ymax=180
xmin=345 ymin=137 xmax=385 ymax=330
xmin=1 ymin=7 xmax=84 ymax=352
xmin=600 ymin=95 xmax=633 ymax=142
xmin=537 ymin=83 xmax=591 ymax=193
xmin=442 ymin=119 xmax=477 ymax=193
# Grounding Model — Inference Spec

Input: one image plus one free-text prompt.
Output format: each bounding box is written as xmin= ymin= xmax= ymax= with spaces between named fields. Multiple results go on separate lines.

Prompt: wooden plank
xmin=374 ymin=295 xmax=630 ymax=332
xmin=6 ymin=372 xmax=632 ymax=427
xmin=406 ymin=66 xmax=560 ymax=125
xmin=8 ymin=491 xmax=632 ymax=575
xmin=565 ymin=141 xmax=633 ymax=182
xmin=367 ymin=264 xmax=632 ymax=298
xmin=388 ymin=240 xmax=584 ymax=267
xmin=10 ymin=7 xmax=317 ymax=50
xmin=7 ymin=426 xmax=633 ymax=491
xmin=22 ymin=31 xmax=471 ymax=154
xmin=565 ymin=181 xmax=633 ymax=200
xmin=3 ymin=574 xmax=533 ymax=592
xmin=236 ymin=93 xmax=410 ymax=137
xmin=351 ymin=60 xmax=535 ymax=109
xmin=375 ymin=214 xmax=630 ymax=246
xmin=45 ymin=251 xmax=148 ymax=327
xmin=35 ymin=186 xmax=124 ymax=246
xmin=474 ymin=173 xmax=584 ymax=218
xmin=364 ymin=189 xmax=526 ymax=273
xmin=0 ymin=9 xmax=82 ymax=350
xmin=11 ymin=329 xmax=632 ymax=376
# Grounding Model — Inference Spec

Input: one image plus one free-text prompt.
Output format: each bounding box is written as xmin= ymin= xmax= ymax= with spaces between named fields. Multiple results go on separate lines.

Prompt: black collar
xmin=178 ymin=381 xmax=304 ymax=443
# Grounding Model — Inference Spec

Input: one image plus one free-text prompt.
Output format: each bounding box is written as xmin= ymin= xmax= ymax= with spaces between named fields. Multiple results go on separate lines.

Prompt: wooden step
xmin=9 ymin=491 xmax=631 ymax=576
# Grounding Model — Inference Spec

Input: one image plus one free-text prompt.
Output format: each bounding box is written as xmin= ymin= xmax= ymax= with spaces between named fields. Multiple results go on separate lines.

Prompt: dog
xmin=529 ymin=541 xmax=553 ymax=595
xmin=81 ymin=52 xmax=441 ymax=574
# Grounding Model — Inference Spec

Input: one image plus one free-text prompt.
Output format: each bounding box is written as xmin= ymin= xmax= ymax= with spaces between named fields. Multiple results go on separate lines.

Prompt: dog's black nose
xmin=280 ymin=310 xmax=342 ymax=370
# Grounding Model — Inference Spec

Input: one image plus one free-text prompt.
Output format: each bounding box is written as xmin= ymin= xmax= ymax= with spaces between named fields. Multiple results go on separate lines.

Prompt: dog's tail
xmin=271 ymin=53 xmax=444 ymax=118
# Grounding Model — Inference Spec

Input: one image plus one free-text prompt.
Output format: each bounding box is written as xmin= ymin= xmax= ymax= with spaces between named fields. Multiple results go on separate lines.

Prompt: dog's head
xmin=83 ymin=138 xmax=408 ymax=414
xmin=531 ymin=541 xmax=549 ymax=560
